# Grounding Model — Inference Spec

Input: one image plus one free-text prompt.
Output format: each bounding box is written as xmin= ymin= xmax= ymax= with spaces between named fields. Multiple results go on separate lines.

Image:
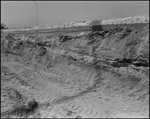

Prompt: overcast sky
xmin=1 ymin=1 xmax=149 ymax=28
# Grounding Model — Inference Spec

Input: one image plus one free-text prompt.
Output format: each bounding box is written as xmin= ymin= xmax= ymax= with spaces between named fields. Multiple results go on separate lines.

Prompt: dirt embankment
xmin=1 ymin=23 xmax=149 ymax=73
xmin=1 ymin=19 xmax=149 ymax=118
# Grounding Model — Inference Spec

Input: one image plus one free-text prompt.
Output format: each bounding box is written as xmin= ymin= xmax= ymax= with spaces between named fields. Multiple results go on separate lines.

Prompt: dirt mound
xmin=1 ymin=22 xmax=149 ymax=118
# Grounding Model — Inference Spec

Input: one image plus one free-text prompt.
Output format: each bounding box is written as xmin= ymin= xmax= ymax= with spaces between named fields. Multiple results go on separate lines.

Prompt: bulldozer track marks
xmin=73 ymin=105 xmax=80 ymax=111
xmin=1 ymin=52 xmax=148 ymax=118
xmin=62 ymin=99 xmax=102 ymax=117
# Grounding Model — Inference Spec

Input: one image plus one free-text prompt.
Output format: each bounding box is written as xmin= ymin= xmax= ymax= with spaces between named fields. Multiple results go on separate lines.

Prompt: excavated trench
xmin=1 ymin=23 xmax=149 ymax=118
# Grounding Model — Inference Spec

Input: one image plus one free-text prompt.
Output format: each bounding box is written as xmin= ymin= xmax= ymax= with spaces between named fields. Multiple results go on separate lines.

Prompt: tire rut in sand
xmin=1 ymin=52 xmax=149 ymax=118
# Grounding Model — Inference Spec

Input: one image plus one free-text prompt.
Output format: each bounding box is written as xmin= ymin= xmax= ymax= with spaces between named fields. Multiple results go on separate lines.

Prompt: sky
xmin=1 ymin=1 xmax=149 ymax=28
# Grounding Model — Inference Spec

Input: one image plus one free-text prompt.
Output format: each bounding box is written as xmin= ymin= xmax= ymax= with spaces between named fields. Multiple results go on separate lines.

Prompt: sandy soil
xmin=1 ymin=17 xmax=149 ymax=118
xmin=1 ymin=53 xmax=149 ymax=118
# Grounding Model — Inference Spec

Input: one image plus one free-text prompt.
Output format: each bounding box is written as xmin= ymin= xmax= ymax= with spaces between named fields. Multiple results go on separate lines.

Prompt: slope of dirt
xmin=1 ymin=18 xmax=149 ymax=118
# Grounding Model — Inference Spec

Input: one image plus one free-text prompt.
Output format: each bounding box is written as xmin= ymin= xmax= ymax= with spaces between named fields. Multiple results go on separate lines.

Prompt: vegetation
xmin=1 ymin=23 xmax=8 ymax=29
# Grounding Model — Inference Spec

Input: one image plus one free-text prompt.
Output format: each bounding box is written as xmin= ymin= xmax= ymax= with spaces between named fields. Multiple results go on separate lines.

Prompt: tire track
xmin=1 ymin=55 xmax=111 ymax=118
xmin=60 ymin=93 xmax=104 ymax=118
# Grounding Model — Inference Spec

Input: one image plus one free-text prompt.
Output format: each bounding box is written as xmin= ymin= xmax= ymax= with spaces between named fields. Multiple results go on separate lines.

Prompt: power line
xmin=33 ymin=0 xmax=38 ymax=26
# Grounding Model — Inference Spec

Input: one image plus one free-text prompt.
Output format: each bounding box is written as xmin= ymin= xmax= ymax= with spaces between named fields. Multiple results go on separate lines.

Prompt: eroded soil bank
xmin=1 ymin=23 xmax=149 ymax=118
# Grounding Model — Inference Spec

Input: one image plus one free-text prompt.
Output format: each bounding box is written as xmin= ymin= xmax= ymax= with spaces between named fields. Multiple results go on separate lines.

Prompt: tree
xmin=1 ymin=23 xmax=8 ymax=29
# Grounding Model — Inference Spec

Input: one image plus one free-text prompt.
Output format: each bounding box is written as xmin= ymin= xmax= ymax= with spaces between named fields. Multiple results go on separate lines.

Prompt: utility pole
xmin=33 ymin=1 xmax=38 ymax=27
